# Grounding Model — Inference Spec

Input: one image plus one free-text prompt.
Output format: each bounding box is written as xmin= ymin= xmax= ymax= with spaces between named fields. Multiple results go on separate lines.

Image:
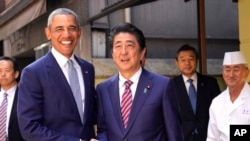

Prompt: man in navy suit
xmin=173 ymin=44 xmax=221 ymax=141
xmin=94 ymin=23 xmax=183 ymax=141
xmin=0 ymin=56 xmax=24 ymax=141
xmin=17 ymin=8 xmax=96 ymax=141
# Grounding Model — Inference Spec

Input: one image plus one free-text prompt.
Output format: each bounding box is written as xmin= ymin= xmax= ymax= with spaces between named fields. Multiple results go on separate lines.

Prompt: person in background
xmin=173 ymin=44 xmax=221 ymax=141
xmin=207 ymin=51 xmax=250 ymax=141
xmin=0 ymin=56 xmax=24 ymax=141
xmin=17 ymin=8 xmax=96 ymax=141
xmin=93 ymin=23 xmax=183 ymax=141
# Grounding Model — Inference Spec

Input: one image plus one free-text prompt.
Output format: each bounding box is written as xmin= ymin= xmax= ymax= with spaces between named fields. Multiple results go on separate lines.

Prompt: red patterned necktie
xmin=121 ymin=80 xmax=133 ymax=128
xmin=0 ymin=93 xmax=8 ymax=140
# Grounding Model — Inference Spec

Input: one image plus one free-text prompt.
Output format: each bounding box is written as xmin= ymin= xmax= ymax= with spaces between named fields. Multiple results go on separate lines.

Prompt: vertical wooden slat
xmin=197 ymin=0 xmax=207 ymax=74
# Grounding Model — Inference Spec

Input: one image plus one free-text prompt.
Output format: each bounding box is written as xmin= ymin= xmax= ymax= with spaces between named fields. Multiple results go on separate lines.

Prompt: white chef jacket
xmin=207 ymin=82 xmax=250 ymax=141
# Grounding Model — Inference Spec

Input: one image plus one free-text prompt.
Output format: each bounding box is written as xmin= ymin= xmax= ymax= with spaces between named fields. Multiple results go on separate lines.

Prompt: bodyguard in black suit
xmin=0 ymin=56 xmax=24 ymax=141
xmin=173 ymin=44 xmax=221 ymax=141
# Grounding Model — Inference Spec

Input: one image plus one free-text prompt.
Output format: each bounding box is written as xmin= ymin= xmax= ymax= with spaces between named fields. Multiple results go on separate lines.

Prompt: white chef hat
xmin=223 ymin=51 xmax=248 ymax=65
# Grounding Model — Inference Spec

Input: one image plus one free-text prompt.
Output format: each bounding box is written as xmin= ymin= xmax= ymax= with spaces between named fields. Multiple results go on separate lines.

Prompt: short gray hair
xmin=47 ymin=8 xmax=80 ymax=27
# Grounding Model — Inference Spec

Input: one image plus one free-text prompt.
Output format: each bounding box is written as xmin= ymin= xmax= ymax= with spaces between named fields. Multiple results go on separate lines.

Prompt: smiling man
xmin=173 ymin=44 xmax=221 ymax=141
xmin=0 ymin=56 xmax=24 ymax=141
xmin=94 ymin=23 xmax=183 ymax=141
xmin=207 ymin=51 xmax=250 ymax=141
xmin=17 ymin=8 xmax=96 ymax=141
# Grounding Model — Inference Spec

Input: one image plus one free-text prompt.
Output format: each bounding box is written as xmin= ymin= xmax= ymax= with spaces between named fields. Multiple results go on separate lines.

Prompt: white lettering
xmin=234 ymin=129 xmax=247 ymax=136
xmin=234 ymin=129 xmax=241 ymax=136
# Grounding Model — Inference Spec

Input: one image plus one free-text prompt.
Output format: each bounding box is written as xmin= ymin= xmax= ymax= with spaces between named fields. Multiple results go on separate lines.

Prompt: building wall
xmin=1 ymin=0 xmax=240 ymax=89
xmin=92 ymin=0 xmax=238 ymax=83
xmin=239 ymin=0 xmax=250 ymax=82
xmin=3 ymin=0 xmax=91 ymax=66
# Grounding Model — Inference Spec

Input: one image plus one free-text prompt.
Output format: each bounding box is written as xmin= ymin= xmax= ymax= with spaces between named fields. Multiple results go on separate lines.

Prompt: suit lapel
xmin=45 ymin=52 xmax=81 ymax=121
xmin=75 ymin=57 xmax=95 ymax=125
xmin=45 ymin=52 xmax=73 ymax=97
xmin=175 ymin=75 xmax=195 ymax=115
xmin=125 ymin=69 xmax=152 ymax=133
xmin=8 ymin=88 xmax=18 ymax=127
xmin=107 ymin=74 xmax=124 ymax=131
xmin=196 ymin=73 xmax=205 ymax=113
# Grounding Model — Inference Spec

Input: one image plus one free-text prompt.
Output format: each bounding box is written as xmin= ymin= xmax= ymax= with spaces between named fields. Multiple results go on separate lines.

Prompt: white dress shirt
xmin=0 ymin=85 xmax=17 ymax=136
xmin=119 ymin=67 xmax=142 ymax=104
xmin=182 ymin=73 xmax=198 ymax=95
xmin=51 ymin=47 xmax=85 ymax=114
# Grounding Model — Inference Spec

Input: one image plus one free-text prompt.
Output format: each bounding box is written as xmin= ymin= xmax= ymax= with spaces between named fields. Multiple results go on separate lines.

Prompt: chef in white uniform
xmin=207 ymin=51 xmax=250 ymax=141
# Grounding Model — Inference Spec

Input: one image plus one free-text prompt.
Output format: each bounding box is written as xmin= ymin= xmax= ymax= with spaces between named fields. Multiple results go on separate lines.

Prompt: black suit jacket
xmin=173 ymin=72 xmax=220 ymax=141
xmin=8 ymin=87 xmax=25 ymax=141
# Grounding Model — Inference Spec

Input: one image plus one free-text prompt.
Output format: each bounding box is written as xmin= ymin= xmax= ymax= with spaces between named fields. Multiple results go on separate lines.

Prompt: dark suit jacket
xmin=96 ymin=68 xmax=183 ymax=141
xmin=173 ymin=72 xmax=220 ymax=141
xmin=8 ymin=87 xmax=25 ymax=141
xmin=17 ymin=51 xmax=96 ymax=141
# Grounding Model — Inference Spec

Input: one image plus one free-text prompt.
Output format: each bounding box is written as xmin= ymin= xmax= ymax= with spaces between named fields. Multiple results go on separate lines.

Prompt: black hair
xmin=0 ymin=56 xmax=20 ymax=81
xmin=109 ymin=23 xmax=146 ymax=51
xmin=176 ymin=44 xmax=199 ymax=60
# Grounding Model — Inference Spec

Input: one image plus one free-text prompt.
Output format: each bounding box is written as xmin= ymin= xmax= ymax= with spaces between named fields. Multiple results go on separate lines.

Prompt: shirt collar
xmin=51 ymin=47 xmax=69 ymax=68
xmin=0 ymin=85 xmax=17 ymax=97
xmin=231 ymin=82 xmax=250 ymax=99
xmin=182 ymin=73 xmax=197 ymax=83
xmin=119 ymin=67 xmax=142 ymax=87
xmin=51 ymin=47 xmax=77 ymax=68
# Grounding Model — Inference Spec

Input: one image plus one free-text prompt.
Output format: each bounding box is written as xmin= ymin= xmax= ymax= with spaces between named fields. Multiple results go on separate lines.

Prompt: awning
xmin=0 ymin=0 xmax=46 ymax=40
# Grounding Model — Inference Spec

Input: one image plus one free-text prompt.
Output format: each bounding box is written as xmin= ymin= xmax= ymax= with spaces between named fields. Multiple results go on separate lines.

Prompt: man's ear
xmin=15 ymin=71 xmax=19 ymax=79
xmin=141 ymin=48 xmax=147 ymax=59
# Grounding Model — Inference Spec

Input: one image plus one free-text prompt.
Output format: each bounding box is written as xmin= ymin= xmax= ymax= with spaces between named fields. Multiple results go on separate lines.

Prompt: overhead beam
xmin=86 ymin=0 xmax=157 ymax=23
xmin=0 ymin=0 xmax=35 ymax=26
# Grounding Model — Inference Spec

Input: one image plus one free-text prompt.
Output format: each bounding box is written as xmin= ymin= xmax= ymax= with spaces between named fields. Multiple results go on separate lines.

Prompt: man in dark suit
xmin=93 ymin=23 xmax=183 ymax=141
xmin=0 ymin=56 xmax=24 ymax=141
xmin=17 ymin=8 xmax=96 ymax=141
xmin=173 ymin=44 xmax=221 ymax=141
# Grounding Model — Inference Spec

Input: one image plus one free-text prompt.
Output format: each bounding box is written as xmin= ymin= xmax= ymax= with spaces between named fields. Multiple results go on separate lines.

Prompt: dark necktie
xmin=121 ymin=80 xmax=133 ymax=128
xmin=187 ymin=79 xmax=197 ymax=113
xmin=0 ymin=93 xmax=8 ymax=140
xmin=68 ymin=59 xmax=83 ymax=122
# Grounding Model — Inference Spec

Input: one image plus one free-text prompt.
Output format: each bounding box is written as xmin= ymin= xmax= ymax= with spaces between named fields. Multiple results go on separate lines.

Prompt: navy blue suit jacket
xmin=173 ymin=73 xmax=220 ymax=141
xmin=17 ymin=51 xmax=96 ymax=141
xmin=96 ymin=68 xmax=183 ymax=141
